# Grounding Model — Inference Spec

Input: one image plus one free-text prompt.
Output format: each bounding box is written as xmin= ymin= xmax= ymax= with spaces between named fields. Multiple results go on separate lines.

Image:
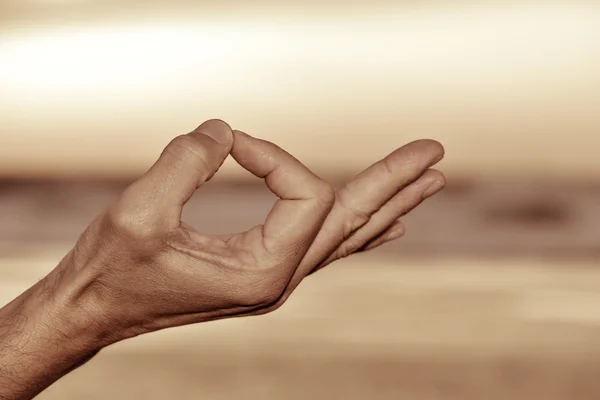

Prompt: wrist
xmin=0 ymin=259 xmax=104 ymax=399
xmin=1 ymin=265 xmax=104 ymax=355
xmin=32 ymin=252 xmax=126 ymax=350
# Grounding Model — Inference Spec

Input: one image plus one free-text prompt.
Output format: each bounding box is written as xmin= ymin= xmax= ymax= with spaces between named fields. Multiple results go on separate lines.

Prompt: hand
xmin=0 ymin=119 xmax=444 ymax=399
xmin=46 ymin=119 xmax=445 ymax=344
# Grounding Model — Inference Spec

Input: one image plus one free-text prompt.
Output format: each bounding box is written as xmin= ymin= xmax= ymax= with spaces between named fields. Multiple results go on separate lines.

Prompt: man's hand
xmin=0 ymin=120 xmax=445 ymax=399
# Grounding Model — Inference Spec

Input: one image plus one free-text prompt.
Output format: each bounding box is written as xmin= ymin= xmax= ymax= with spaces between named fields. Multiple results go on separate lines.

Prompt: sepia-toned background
xmin=1 ymin=0 xmax=600 ymax=398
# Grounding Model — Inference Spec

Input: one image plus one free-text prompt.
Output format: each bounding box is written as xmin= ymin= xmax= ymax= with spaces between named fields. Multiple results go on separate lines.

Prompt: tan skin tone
xmin=0 ymin=120 xmax=445 ymax=400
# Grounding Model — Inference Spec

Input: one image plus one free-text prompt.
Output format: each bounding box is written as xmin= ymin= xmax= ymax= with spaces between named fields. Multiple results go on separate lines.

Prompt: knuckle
xmin=337 ymin=192 xmax=371 ymax=236
xmin=167 ymin=134 xmax=202 ymax=152
xmin=314 ymin=181 xmax=336 ymax=210
xmin=305 ymin=179 xmax=336 ymax=215
xmin=335 ymin=242 xmax=355 ymax=259
xmin=106 ymin=207 xmax=158 ymax=241
xmin=164 ymin=135 xmax=212 ymax=173
xmin=343 ymin=211 xmax=369 ymax=238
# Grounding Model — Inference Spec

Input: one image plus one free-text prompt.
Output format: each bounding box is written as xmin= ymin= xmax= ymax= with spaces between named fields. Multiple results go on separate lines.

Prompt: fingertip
xmin=230 ymin=129 xmax=297 ymax=180
xmin=421 ymin=168 xmax=446 ymax=185
xmin=361 ymin=220 xmax=406 ymax=252
xmin=232 ymin=129 xmax=253 ymax=142
xmin=422 ymin=171 xmax=447 ymax=197
xmin=386 ymin=220 xmax=406 ymax=238
xmin=385 ymin=226 xmax=406 ymax=241
xmin=231 ymin=130 xmax=256 ymax=151
xmin=407 ymin=139 xmax=445 ymax=163
xmin=193 ymin=119 xmax=234 ymax=147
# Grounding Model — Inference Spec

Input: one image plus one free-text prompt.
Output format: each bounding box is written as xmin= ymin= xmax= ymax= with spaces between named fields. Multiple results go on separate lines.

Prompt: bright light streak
xmin=0 ymin=2 xmax=599 ymax=179
xmin=0 ymin=3 xmax=598 ymax=103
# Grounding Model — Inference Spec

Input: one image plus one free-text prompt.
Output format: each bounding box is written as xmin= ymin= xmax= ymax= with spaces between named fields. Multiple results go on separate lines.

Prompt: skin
xmin=0 ymin=120 xmax=445 ymax=400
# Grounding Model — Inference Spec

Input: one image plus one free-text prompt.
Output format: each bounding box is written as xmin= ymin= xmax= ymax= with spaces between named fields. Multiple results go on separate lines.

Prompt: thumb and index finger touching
xmin=119 ymin=120 xmax=334 ymax=263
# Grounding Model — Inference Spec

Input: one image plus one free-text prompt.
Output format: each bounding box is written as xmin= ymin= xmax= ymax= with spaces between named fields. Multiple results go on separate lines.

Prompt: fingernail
xmin=423 ymin=180 xmax=446 ymax=198
xmin=194 ymin=119 xmax=233 ymax=145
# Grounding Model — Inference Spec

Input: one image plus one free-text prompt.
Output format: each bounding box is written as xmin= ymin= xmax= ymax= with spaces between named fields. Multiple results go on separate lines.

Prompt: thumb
xmin=124 ymin=119 xmax=233 ymax=222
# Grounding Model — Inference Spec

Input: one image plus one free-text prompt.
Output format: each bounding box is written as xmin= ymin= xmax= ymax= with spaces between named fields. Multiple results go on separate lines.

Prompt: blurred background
xmin=1 ymin=0 xmax=600 ymax=399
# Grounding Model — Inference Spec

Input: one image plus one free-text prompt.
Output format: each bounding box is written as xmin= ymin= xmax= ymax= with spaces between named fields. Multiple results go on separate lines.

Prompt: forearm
xmin=0 ymin=262 xmax=102 ymax=400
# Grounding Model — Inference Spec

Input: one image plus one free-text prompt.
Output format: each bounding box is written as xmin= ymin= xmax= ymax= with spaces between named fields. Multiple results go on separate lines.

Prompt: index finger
xmin=230 ymin=130 xmax=335 ymax=262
